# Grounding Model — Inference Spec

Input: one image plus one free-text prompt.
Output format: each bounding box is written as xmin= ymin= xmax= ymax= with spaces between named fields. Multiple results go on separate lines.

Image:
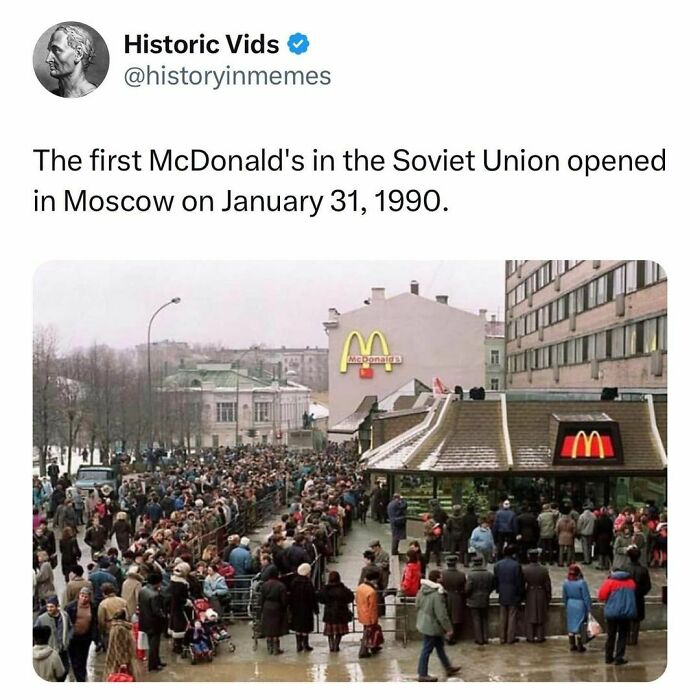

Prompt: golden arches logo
xmin=570 ymin=430 xmax=605 ymax=458
xmin=339 ymin=330 xmax=402 ymax=377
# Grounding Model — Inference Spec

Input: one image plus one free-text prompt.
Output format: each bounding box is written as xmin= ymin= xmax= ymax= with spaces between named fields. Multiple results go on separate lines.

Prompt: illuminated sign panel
xmin=554 ymin=422 xmax=623 ymax=466
xmin=339 ymin=330 xmax=403 ymax=379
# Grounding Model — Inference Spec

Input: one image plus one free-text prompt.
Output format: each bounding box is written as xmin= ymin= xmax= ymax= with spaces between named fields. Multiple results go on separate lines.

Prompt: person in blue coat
xmin=470 ymin=517 xmax=496 ymax=563
xmin=562 ymin=564 xmax=592 ymax=652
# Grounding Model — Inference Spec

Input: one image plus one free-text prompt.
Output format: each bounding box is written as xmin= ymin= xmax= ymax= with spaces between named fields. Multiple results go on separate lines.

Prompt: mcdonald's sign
xmin=554 ymin=420 xmax=623 ymax=465
xmin=339 ymin=330 xmax=403 ymax=379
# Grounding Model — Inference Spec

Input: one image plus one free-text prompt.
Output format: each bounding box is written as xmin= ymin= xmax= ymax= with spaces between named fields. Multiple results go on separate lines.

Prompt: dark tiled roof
xmin=653 ymin=399 xmax=667 ymax=452
xmin=508 ymin=401 xmax=665 ymax=472
xmin=364 ymin=398 xmax=667 ymax=474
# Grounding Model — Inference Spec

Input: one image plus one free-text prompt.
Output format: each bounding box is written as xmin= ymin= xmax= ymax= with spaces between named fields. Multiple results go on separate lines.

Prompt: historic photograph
xmin=32 ymin=260 xmax=667 ymax=682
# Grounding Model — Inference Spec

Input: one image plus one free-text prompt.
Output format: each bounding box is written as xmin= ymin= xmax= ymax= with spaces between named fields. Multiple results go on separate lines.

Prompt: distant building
xmin=505 ymin=260 xmax=667 ymax=389
xmin=161 ymin=363 xmax=311 ymax=448
xmin=210 ymin=346 xmax=329 ymax=392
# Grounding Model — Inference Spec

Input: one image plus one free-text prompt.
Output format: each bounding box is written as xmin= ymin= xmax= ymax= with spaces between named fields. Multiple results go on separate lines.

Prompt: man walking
xmin=137 ymin=572 xmax=168 ymax=672
xmin=493 ymin=545 xmax=523 ymax=644
xmin=598 ymin=567 xmax=637 ymax=665
xmin=370 ymin=540 xmax=390 ymax=617
xmin=415 ymin=569 xmax=461 ymax=682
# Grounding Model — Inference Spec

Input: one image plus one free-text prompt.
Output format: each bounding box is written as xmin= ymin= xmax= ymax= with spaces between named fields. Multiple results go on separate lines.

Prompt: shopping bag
xmin=586 ymin=612 xmax=602 ymax=640
xmin=367 ymin=623 xmax=384 ymax=649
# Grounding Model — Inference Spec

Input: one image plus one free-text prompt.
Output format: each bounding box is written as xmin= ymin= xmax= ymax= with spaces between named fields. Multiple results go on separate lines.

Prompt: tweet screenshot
xmin=14 ymin=0 xmax=693 ymax=689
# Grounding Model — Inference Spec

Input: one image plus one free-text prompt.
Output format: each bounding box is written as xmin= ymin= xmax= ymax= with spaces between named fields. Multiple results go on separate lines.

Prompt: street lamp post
xmin=147 ymin=297 xmax=181 ymax=450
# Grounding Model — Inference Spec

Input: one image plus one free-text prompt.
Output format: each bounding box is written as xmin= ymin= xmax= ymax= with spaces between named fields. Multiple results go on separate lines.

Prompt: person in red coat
xmin=400 ymin=549 xmax=422 ymax=597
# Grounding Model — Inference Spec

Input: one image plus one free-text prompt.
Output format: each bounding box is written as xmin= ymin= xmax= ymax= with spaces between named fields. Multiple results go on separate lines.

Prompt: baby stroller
xmin=180 ymin=599 xmax=235 ymax=662
xmin=183 ymin=620 xmax=215 ymax=664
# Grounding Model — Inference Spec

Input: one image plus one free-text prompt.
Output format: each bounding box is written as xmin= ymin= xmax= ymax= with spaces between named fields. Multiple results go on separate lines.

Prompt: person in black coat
xmin=465 ymin=555 xmax=495 ymax=644
xmin=624 ymin=545 xmax=652 ymax=644
xmin=594 ymin=511 xmax=614 ymax=570
xmin=516 ymin=505 xmax=540 ymax=563
xmin=493 ymin=545 xmax=524 ymax=644
xmin=168 ymin=563 xmax=191 ymax=653
xmin=59 ymin=528 xmax=82 ymax=583
xmin=317 ymin=571 xmax=354 ymax=652
xmin=259 ymin=566 xmax=289 ymax=655
xmin=138 ymin=573 xmax=168 ymax=671
xmin=462 ymin=506 xmax=479 ymax=566
xmin=289 ymin=563 xmax=319 ymax=652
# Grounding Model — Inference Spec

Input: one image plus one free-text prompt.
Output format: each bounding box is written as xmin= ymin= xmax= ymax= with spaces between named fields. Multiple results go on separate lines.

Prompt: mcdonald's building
xmin=360 ymin=391 xmax=667 ymax=518
xmin=324 ymin=283 xmax=490 ymax=440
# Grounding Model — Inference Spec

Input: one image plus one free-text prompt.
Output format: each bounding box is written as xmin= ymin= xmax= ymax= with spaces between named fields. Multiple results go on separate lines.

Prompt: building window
xmin=612 ymin=327 xmax=625 ymax=359
xmin=625 ymin=261 xmax=638 ymax=293
xmin=490 ymin=349 xmax=500 ymax=365
xmin=212 ymin=435 xmax=219 ymax=448
xmin=216 ymin=402 xmax=236 ymax=422
xmin=596 ymin=275 xmax=608 ymax=305
xmin=587 ymin=281 xmax=597 ymax=309
xmin=658 ymin=315 xmax=667 ymax=350
xmin=490 ymin=378 xmax=500 ymax=390
xmin=643 ymin=318 xmax=658 ymax=353
xmin=613 ymin=265 xmax=625 ymax=297
xmin=254 ymin=402 xmax=271 ymax=422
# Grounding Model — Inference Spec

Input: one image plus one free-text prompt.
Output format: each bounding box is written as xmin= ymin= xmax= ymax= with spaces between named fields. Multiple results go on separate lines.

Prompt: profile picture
xmin=33 ymin=22 xmax=109 ymax=98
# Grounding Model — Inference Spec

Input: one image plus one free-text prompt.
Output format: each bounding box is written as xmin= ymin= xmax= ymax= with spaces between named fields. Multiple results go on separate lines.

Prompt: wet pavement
xmin=117 ymin=629 xmax=667 ymax=682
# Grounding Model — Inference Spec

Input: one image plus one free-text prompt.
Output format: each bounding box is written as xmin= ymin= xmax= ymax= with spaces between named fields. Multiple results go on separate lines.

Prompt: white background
xmin=5 ymin=0 xmax=697 ymax=692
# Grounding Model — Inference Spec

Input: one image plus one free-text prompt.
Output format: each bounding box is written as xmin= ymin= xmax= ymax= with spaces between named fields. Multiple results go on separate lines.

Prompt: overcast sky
xmin=33 ymin=261 xmax=505 ymax=352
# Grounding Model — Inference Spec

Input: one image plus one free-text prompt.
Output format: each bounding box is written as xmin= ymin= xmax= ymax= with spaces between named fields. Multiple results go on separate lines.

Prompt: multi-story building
xmin=161 ymin=363 xmax=311 ymax=448
xmin=505 ymin=261 xmax=667 ymax=389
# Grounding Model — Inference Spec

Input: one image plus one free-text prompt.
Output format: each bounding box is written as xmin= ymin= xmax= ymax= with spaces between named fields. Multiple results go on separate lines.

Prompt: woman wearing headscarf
xmin=259 ymin=565 xmax=289 ymax=655
xmin=289 ymin=562 xmax=319 ymax=652
xmin=121 ymin=566 xmax=144 ymax=620
xmin=562 ymin=564 xmax=592 ymax=652
xmin=103 ymin=609 xmax=139 ymax=680
xmin=317 ymin=570 xmax=354 ymax=652
xmin=168 ymin=562 xmax=192 ymax=653
xmin=204 ymin=563 xmax=231 ymax=616
xmin=59 ymin=527 xmax=82 ymax=583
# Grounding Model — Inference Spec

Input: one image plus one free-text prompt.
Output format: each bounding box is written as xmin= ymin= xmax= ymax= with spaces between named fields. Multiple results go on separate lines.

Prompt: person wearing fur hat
xmin=259 ymin=565 xmax=289 ymax=655
xmin=169 ymin=562 xmax=191 ymax=653
xmin=289 ymin=562 xmax=319 ymax=652
xmin=317 ymin=571 xmax=354 ymax=652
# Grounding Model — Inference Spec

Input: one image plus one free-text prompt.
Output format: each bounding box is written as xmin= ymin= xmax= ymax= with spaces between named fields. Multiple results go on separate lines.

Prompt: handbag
xmin=586 ymin=611 xmax=602 ymax=640
xmin=366 ymin=623 xmax=384 ymax=649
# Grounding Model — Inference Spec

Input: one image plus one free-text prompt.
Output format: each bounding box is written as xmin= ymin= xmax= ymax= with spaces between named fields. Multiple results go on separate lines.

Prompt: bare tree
xmin=33 ymin=326 xmax=60 ymax=476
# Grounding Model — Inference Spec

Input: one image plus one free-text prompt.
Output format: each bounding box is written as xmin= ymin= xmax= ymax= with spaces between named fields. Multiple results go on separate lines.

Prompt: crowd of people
xmin=32 ymin=447 xmax=665 ymax=682
xmin=32 ymin=444 xmax=368 ymax=680
xmin=397 ymin=496 xmax=663 ymax=679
